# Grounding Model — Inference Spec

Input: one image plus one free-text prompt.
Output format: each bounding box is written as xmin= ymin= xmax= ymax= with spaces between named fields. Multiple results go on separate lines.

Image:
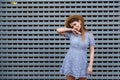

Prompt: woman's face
xmin=70 ymin=20 xmax=82 ymax=31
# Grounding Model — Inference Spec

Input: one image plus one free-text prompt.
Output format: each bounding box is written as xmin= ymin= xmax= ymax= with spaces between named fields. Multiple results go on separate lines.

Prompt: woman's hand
xmin=87 ymin=66 xmax=93 ymax=75
xmin=71 ymin=29 xmax=81 ymax=36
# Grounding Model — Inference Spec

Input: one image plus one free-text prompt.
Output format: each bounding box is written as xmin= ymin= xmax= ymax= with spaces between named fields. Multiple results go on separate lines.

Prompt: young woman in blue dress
xmin=56 ymin=14 xmax=95 ymax=80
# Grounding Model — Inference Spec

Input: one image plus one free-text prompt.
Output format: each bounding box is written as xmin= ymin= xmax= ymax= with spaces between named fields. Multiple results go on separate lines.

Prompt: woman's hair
xmin=65 ymin=14 xmax=88 ymax=42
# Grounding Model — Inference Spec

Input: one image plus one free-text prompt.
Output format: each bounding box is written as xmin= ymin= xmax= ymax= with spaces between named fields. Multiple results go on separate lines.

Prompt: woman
xmin=56 ymin=14 xmax=95 ymax=80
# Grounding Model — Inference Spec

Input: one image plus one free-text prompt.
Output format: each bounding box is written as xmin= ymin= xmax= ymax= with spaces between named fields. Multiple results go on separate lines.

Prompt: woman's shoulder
xmin=85 ymin=31 xmax=93 ymax=35
xmin=85 ymin=31 xmax=94 ymax=38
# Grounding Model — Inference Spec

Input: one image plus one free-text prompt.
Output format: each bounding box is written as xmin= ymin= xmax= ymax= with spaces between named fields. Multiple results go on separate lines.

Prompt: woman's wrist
xmin=71 ymin=28 xmax=74 ymax=32
xmin=88 ymin=64 xmax=93 ymax=67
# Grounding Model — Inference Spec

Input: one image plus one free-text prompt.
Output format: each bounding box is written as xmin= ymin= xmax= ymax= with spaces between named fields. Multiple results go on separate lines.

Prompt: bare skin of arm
xmin=87 ymin=45 xmax=94 ymax=74
xmin=56 ymin=27 xmax=80 ymax=36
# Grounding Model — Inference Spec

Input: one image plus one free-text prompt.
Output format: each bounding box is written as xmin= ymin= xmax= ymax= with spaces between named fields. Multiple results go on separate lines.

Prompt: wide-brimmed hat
xmin=65 ymin=14 xmax=85 ymax=28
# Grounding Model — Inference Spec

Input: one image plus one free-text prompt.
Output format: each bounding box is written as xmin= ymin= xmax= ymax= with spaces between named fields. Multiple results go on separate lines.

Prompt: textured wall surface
xmin=0 ymin=0 xmax=120 ymax=80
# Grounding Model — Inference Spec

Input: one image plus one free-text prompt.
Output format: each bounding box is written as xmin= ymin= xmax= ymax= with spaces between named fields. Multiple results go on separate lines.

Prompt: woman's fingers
xmin=87 ymin=66 xmax=93 ymax=74
xmin=73 ymin=32 xmax=78 ymax=36
xmin=71 ymin=29 xmax=81 ymax=36
xmin=72 ymin=31 xmax=78 ymax=36
xmin=75 ymin=30 xmax=81 ymax=34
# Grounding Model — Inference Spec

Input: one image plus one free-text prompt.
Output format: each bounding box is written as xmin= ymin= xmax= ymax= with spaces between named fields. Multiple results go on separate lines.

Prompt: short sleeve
xmin=88 ymin=33 xmax=95 ymax=47
xmin=64 ymin=31 xmax=71 ymax=39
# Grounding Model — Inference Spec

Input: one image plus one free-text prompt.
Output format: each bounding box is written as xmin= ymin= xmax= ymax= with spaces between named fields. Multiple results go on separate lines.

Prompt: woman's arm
xmin=56 ymin=27 xmax=79 ymax=36
xmin=56 ymin=27 xmax=72 ymax=35
xmin=87 ymin=45 xmax=94 ymax=74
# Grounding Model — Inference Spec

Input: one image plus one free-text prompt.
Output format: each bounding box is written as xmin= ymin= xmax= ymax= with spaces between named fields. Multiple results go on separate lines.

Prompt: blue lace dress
xmin=60 ymin=31 xmax=95 ymax=79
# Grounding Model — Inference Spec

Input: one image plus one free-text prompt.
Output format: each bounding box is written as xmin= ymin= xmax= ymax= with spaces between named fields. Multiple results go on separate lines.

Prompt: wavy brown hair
xmin=65 ymin=14 xmax=88 ymax=42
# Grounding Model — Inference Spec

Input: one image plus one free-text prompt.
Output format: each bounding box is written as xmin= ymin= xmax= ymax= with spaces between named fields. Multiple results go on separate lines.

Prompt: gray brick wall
xmin=0 ymin=0 xmax=120 ymax=80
